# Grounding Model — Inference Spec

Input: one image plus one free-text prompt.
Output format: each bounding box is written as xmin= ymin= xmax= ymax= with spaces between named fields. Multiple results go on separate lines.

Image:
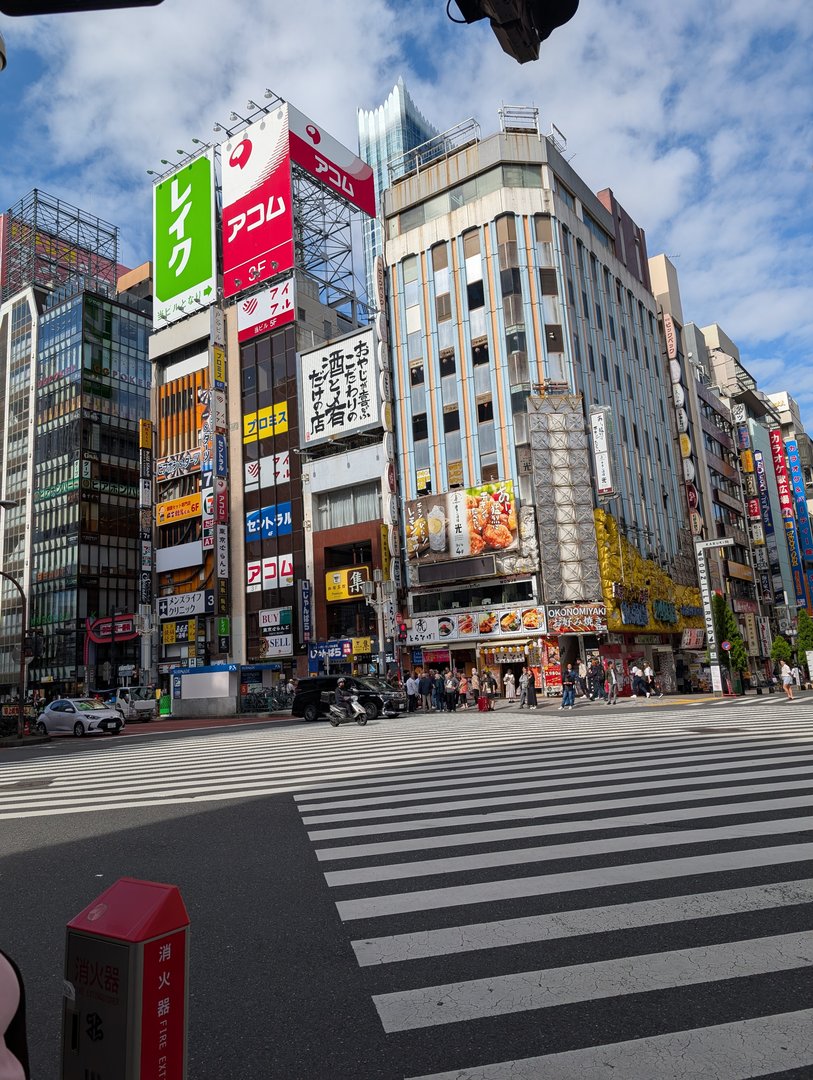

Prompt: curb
xmin=0 ymin=734 xmax=51 ymax=749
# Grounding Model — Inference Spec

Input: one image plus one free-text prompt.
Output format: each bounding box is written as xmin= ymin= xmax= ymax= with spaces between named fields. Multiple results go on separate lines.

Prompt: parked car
xmin=36 ymin=698 xmax=125 ymax=737
xmin=291 ymin=676 xmax=407 ymax=723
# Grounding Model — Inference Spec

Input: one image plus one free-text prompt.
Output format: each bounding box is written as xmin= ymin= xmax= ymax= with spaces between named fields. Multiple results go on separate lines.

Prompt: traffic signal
xmin=452 ymin=0 xmax=579 ymax=64
xmin=397 ymin=622 xmax=408 ymax=642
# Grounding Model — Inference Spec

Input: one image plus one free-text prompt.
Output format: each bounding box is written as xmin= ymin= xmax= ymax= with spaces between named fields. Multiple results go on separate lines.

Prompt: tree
xmin=712 ymin=594 xmax=748 ymax=687
xmin=797 ymin=610 xmax=813 ymax=656
xmin=770 ymin=635 xmax=792 ymax=664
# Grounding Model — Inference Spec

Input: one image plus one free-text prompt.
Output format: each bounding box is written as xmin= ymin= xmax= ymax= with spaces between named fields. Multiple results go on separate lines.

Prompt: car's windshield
xmin=126 ymin=686 xmax=153 ymax=701
xmin=353 ymin=678 xmax=395 ymax=692
xmin=74 ymin=699 xmax=108 ymax=712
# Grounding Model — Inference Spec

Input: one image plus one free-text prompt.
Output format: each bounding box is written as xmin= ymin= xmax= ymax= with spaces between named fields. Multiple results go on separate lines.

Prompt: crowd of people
xmin=401 ymin=667 xmax=545 ymax=713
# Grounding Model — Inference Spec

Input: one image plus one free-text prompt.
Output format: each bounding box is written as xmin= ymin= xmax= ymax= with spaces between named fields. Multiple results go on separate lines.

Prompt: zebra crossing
xmin=292 ymin=699 xmax=813 ymax=1079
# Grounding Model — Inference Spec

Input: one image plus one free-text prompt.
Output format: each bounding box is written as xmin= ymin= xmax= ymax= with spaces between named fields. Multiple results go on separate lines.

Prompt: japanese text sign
xmin=245 ymin=501 xmax=293 ymax=543
xmin=236 ymin=276 xmax=295 ymax=342
xmin=300 ymin=328 xmax=379 ymax=444
xmin=405 ymin=481 xmax=518 ymax=563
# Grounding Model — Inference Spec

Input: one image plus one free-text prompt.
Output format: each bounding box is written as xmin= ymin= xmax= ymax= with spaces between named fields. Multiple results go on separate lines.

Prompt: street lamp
xmin=360 ymin=571 xmax=396 ymax=678
xmin=0 ymin=499 xmax=26 ymax=738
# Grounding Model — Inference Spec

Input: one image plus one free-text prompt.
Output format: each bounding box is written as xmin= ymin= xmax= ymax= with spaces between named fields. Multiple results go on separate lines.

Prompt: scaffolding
xmin=2 ymin=189 xmax=118 ymax=302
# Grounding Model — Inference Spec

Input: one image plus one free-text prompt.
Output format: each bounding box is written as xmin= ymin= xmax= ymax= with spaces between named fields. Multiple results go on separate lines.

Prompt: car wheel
xmin=73 ymin=721 xmax=85 ymax=738
xmin=364 ymin=701 xmax=378 ymax=721
xmin=36 ymin=721 xmax=47 ymax=735
xmin=303 ymin=704 xmax=319 ymax=723
xmin=329 ymin=716 xmax=341 ymax=727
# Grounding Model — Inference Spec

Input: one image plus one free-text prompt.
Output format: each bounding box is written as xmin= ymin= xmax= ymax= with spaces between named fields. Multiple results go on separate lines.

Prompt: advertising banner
xmin=287 ymin=103 xmax=375 ymax=217
xmin=245 ymin=501 xmax=293 ymax=543
xmin=258 ymin=606 xmax=293 ymax=657
xmin=243 ymin=402 xmax=289 ymax=443
xmin=589 ymin=406 xmax=615 ymax=498
xmin=545 ymin=603 xmax=608 ymax=635
xmin=325 ymin=566 xmax=370 ymax=602
xmin=244 ymin=451 xmax=290 ymax=491
xmin=157 ymin=590 xmax=214 ymax=620
xmin=769 ymin=429 xmax=793 ymax=516
xmin=785 ymin=439 xmax=813 ymax=559
xmin=153 ymin=151 xmax=217 ymax=328
xmin=156 ymin=447 xmax=202 ymax=483
xmin=246 ymin=554 xmax=295 ymax=592
xmin=221 ymin=114 xmax=294 ymax=299
xmin=201 ymin=476 xmax=214 ymax=550
xmin=405 ymin=481 xmax=518 ymax=563
xmin=300 ymin=328 xmax=379 ymax=445
xmin=156 ymin=492 xmax=201 ymax=526
xmin=216 ymin=524 xmax=229 ymax=579
xmin=754 ymin=450 xmax=785 ymax=605
xmin=298 ymin=579 xmax=312 ymax=643
xmin=405 ymin=607 xmax=546 ymax=645
xmin=236 ymin=275 xmax=295 ymax=342
xmin=215 ymin=434 xmax=228 ymax=478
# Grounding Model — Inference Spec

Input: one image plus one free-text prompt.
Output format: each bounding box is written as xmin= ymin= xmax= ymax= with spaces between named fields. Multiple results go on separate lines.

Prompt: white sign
xmin=300 ymin=328 xmax=379 ymax=445
xmin=236 ymin=276 xmax=295 ymax=342
xmin=246 ymin=554 xmax=294 ymax=593
xmin=258 ymin=606 xmax=293 ymax=657
xmin=590 ymin=406 xmax=615 ymax=497
xmin=216 ymin=524 xmax=229 ymax=579
xmin=157 ymin=590 xmax=213 ymax=620
xmin=244 ymin=452 xmax=290 ymax=492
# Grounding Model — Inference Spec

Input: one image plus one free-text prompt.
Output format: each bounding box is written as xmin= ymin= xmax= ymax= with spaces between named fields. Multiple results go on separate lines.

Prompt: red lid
xmin=67 ymin=877 xmax=190 ymax=942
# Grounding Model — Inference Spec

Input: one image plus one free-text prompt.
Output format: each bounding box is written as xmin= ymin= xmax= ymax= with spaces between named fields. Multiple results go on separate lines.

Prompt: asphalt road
xmin=1 ymin=693 xmax=812 ymax=1079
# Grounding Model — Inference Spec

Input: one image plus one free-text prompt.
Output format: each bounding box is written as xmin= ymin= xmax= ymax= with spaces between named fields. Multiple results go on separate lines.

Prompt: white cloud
xmin=1 ymin=0 xmax=812 ymax=429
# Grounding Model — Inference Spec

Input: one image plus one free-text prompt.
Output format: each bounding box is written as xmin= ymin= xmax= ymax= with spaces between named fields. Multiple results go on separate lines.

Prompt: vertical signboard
xmin=221 ymin=116 xmax=294 ymax=299
xmin=589 ymin=405 xmax=616 ymax=498
xmin=153 ymin=150 xmax=217 ymax=328
xmin=139 ymin=420 xmax=153 ymax=607
xmin=754 ymin=450 xmax=785 ymax=605
xmin=287 ymin=103 xmax=376 ymax=217
xmin=769 ymin=429 xmax=810 ymax=609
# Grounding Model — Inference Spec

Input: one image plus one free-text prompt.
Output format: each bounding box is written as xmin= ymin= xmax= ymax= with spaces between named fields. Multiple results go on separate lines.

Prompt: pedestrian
xmin=588 ymin=658 xmax=605 ymax=701
xmin=504 ymin=670 xmax=516 ymax=701
xmin=577 ymin=660 xmax=589 ymax=698
xmin=560 ymin=664 xmax=576 ymax=709
xmin=486 ymin=670 xmax=498 ymax=710
xmin=780 ymin=660 xmax=794 ymax=701
xmin=405 ymin=671 xmax=419 ymax=712
xmin=1 ymin=946 xmax=30 ymax=1079
xmin=458 ymin=672 xmax=469 ymax=709
xmin=630 ymin=662 xmax=649 ymax=698
xmin=526 ymin=668 xmax=538 ymax=710
xmin=443 ymin=670 xmax=459 ymax=712
xmin=418 ymin=670 xmax=433 ymax=711
xmin=517 ymin=668 xmax=529 ymax=708
xmin=432 ymin=670 xmax=445 ymax=712
xmin=470 ymin=671 xmax=480 ymax=710
xmin=604 ymin=659 xmax=618 ymax=705
xmin=790 ymin=663 xmax=801 ymax=688
xmin=644 ymin=661 xmax=661 ymax=697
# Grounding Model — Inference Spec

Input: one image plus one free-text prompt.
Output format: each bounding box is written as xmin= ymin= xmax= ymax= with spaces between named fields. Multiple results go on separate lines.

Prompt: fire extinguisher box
xmin=61 ymin=877 xmax=190 ymax=1080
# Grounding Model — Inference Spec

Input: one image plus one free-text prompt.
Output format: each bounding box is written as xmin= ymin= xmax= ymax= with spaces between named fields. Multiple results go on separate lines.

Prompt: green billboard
xmin=153 ymin=150 xmax=216 ymax=329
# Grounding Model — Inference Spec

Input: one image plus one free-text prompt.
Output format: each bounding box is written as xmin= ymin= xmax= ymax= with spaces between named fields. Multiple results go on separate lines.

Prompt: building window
xmin=540 ymin=269 xmax=558 ymax=295
xmin=413 ymin=413 xmax=428 ymax=440
xmin=601 ymin=353 xmax=609 ymax=381
xmin=588 ymin=343 xmax=596 ymax=373
xmin=315 ymin=483 xmax=381 ymax=531
xmin=443 ymin=408 xmax=460 ymax=432
xmin=615 ymin=364 xmax=622 ymax=392
xmin=478 ymin=399 xmax=494 ymax=423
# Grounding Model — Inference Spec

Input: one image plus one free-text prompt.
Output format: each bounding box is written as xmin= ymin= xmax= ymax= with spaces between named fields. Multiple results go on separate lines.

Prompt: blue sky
xmin=1 ymin=0 xmax=811 ymax=429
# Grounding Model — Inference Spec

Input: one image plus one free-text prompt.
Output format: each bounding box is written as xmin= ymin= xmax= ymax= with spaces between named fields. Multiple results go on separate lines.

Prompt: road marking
xmin=373 ymin=929 xmax=813 ymax=1032
xmin=404 ymin=1008 xmax=813 ymax=1079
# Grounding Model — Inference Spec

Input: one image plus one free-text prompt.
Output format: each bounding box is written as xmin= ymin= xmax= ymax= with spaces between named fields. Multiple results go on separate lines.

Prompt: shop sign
xmin=245 ymin=501 xmax=293 ymax=543
xmin=308 ymin=640 xmax=354 ymax=662
xmin=757 ymin=616 xmax=772 ymax=657
xmin=242 ymin=402 xmax=289 ymax=443
xmin=325 ymin=566 xmax=370 ymax=602
xmin=663 ymin=312 xmax=678 ymax=360
xmin=244 ymin=451 xmax=290 ymax=491
xmin=157 ymin=590 xmax=213 ymax=620
xmin=416 ymin=468 xmax=431 ymax=494
xmin=201 ymin=476 xmax=214 ymax=550
xmin=216 ymin=524 xmax=229 ymax=579
xmin=156 ymin=493 xmax=201 ymax=526
xmin=405 ymin=480 xmax=518 ymax=563
xmin=785 ymin=439 xmax=813 ymax=558
xmin=236 ymin=275 xmax=295 ymax=342
xmin=589 ymin=405 xmax=616 ymax=498
xmin=680 ymin=627 xmax=705 ymax=650
xmin=215 ymin=434 xmax=228 ymax=478
xmin=422 ymin=648 xmax=450 ymax=665
xmin=351 ymin=637 xmax=372 ymax=655
xmin=299 ymin=579 xmax=312 ymax=643
xmin=163 ymin=618 xmax=198 ymax=644
xmin=726 ymin=559 xmax=754 ymax=582
xmin=212 ymin=343 xmax=226 ymax=388
xmin=246 ymin=554 xmax=294 ymax=592
xmin=300 ymin=328 xmax=379 ymax=446
xmin=545 ymin=603 xmax=608 ymax=635
xmin=156 ymin=447 xmax=202 ymax=483
xmin=405 ymin=607 xmax=545 ymax=645
xmin=737 ymin=426 xmax=751 ymax=451
xmin=739 ymin=449 xmax=754 ymax=473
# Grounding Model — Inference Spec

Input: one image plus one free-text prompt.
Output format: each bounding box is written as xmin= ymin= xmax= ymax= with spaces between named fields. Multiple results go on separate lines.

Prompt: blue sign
xmin=216 ymin=434 xmax=228 ymax=477
xmin=299 ymin=579 xmax=312 ymax=643
xmin=786 ymin=439 xmax=813 ymax=560
xmin=245 ymin=501 xmax=293 ymax=543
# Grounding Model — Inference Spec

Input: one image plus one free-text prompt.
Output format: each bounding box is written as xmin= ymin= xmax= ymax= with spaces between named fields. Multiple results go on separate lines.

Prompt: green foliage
xmin=770 ymin=635 xmax=792 ymax=663
xmin=712 ymin=594 xmax=748 ymax=673
xmin=797 ymin=610 xmax=813 ymax=655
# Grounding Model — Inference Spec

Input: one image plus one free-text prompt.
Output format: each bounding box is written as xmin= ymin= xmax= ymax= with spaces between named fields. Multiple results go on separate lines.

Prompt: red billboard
xmin=287 ymin=103 xmax=376 ymax=218
xmin=221 ymin=114 xmax=294 ymax=299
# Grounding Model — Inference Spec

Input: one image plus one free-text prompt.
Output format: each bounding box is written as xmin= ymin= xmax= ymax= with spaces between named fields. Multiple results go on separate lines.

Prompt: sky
xmin=0 ymin=0 xmax=811 ymax=429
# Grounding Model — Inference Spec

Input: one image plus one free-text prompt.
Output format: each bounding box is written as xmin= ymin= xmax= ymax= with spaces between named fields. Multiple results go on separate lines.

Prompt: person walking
xmin=504 ymin=670 xmax=516 ymax=702
xmin=486 ymin=670 xmax=498 ymax=710
xmin=560 ymin=664 xmax=577 ymax=709
xmin=780 ymin=660 xmax=795 ymax=701
xmin=405 ymin=671 xmax=419 ymax=712
xmin=630 ymin=661 xmax=649 ymax=698
xmin=644 ymin=661 xmax=662 ymax=697
xmin=517 ymin=668 xmax=529 ymax=709
xmin=790 ymin=663 xmax=801 ymax=689
xmin=604 ymin=658 xmax=618 ymax=705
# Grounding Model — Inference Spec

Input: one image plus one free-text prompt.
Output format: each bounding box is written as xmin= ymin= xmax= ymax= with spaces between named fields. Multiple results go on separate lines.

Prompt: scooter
xmin=328 ymin=693 xmax=368 ymax=727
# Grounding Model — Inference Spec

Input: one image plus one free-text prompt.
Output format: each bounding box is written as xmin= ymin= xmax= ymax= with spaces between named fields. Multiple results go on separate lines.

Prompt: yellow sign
xmin=243 ymin=402 xmax=288 ymax=443
xmin=163 ymin=623 xmax=176 ymax=644
xmin=156 ymin=492 xmax=202 ymax=526
xmin=325 ymin=566 xmax=370 ymax=602
xmin=212 ymin=346 xmax=226 ymax=386
xmin=380 ymin=525 xmax=391 ymax=580
xmin=416 ymin=468 xmax=431 ymax=493
xmin=679 ymin=433 xmax=692 ymax=459
xmin=740 ymin=449 xmax=754 ymax=473
xmin=448 ymin=460 xmax=464 ymax=487
xmin=726 ymin=559 xmax=754 ymax=581
xmin=351 ymin=637 xmax=372 ymax=655
xmin=139 ymin=419 xmax=153 ymax=450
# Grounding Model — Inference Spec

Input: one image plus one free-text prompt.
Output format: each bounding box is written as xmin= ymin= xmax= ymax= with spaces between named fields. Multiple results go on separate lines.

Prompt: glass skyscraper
xmin=357 ymin=77 xmax=438 ymax=305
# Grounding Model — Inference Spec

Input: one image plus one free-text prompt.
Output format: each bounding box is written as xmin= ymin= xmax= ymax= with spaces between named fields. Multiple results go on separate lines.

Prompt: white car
xmin=36 ymin=698 xmax=125 ymax=737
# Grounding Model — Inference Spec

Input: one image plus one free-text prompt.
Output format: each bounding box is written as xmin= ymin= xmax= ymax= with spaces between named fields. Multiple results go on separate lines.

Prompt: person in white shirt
xmin=405 ymin=673 xmax=419 ymax=712
xmin=790 ymin=664 xmax=801 ymax=688
xmin=780 ymin=661 xmax=794 ymax=701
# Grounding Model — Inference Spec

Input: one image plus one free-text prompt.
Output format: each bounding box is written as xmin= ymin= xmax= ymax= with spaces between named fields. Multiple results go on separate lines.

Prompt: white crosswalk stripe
xmin=290 ymin=699 xmax=813 ymax=1079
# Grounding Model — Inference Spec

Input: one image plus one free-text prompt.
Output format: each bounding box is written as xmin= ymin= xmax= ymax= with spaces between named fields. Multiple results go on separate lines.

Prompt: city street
xmin=1 ymin=694 xmax=812 ymax=1079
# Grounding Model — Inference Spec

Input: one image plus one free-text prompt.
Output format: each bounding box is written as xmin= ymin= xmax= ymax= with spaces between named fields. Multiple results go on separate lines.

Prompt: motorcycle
xmin=327 ymin=692 xmax=368 ymax=727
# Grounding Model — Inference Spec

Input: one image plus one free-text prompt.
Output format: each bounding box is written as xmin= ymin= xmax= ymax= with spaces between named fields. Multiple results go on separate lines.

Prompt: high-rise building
xmin=357 ymin=77 xmax=438 ymax=305
xmin=382 ymin=107 xmax=703 ymax=692
xmin=0 ymin=190 xmax=152 ymax=700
